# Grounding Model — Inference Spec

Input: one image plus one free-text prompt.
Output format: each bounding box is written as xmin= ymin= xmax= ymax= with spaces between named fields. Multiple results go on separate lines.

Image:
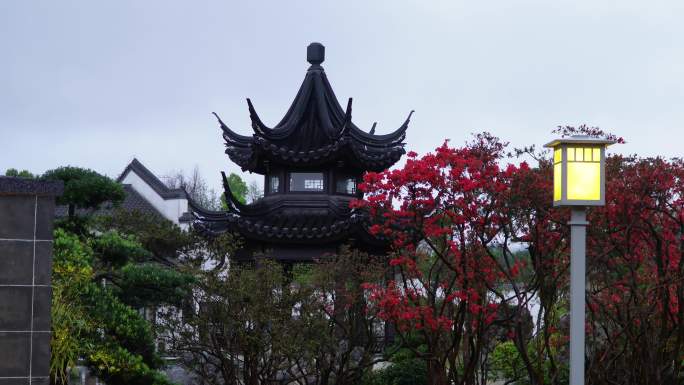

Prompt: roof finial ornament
xmin=307 ymin=42 xmax=325 ymax=68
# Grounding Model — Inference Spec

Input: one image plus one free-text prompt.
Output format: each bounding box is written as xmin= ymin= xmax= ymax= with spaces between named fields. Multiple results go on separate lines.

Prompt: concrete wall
xmin=0 ymin=177 xmax=62 ymax=385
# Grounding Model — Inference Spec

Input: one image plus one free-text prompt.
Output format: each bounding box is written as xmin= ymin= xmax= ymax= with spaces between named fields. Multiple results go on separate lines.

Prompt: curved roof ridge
xmin=247 ymin=68 xmax=343 ymax=142
xmin=214 ymin=112 xmax=252 ymax=146
xmin=349 ymin=110 xmax=413 ymax=144
xmin=118 ymin=158 xmax=186 ymax=199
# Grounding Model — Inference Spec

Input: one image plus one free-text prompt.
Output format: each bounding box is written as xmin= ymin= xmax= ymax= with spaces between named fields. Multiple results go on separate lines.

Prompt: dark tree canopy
xmin=4 ymin=168 xmax=35 ymax=178
xmin=42 ymin=166 xmax=125 ymax=217
xmin=95 ymin=208 xmax=195 ymax=265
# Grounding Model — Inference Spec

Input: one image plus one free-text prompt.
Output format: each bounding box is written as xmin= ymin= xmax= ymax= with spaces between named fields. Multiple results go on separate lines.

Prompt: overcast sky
xmin=2 ymin=0 xmax=682 ymax=192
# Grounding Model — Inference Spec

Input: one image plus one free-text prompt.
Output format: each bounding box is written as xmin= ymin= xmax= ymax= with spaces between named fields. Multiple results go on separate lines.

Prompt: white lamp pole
xmin=569 ymin=207 xmax=588 ymax=385
xmin=544 ymin=135 xmax=614 ymax=385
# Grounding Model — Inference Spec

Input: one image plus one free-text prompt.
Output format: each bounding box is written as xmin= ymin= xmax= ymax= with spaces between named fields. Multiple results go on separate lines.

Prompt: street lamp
xmin=544 ymin=135 xmax=614 ymax=385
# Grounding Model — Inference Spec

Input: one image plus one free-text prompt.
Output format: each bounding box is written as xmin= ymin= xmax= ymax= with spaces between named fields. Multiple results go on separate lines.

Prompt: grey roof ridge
xmin=117 ymin=158 xmax=187 ymax=199
xmin=54 ymin=184 xmax=165 ymax=219
xmin=121 ymin=183 xmax=165 ymax=218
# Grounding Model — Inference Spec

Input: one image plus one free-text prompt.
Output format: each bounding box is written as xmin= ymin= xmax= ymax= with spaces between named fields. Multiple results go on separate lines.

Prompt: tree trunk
xmin=427 ymin=360 xmax=448 ymax=385
xmin=244 ymin=354 xmax=259 ymax=385
xmin=319 ymin=368 xmax=331 ymax=385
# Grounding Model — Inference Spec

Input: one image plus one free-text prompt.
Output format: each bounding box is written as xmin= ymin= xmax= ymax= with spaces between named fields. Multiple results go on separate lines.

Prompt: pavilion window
xmin=269 ymin=175 xmax=280 ymax=193
xmin=289 ymin=172 xmax=325 ymax=192
xmin=335 ymin=176 xmax=357 ymax=195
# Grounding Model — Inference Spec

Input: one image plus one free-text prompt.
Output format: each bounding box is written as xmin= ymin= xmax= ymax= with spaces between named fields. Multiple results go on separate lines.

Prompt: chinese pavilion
xmin=192 ymin=43 xmax=412 ymax=262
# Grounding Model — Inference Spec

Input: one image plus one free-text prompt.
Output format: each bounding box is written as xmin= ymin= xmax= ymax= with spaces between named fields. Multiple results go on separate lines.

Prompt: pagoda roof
xmin=218 ymin=42 xmax=412 ymax=174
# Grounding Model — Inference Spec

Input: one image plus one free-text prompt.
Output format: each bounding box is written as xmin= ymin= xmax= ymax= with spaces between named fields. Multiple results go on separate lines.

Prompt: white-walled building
xmin=56 ymin=158 xmax=193 ymax=229
xmin=116 ymin=158 xmax=193 ymax=229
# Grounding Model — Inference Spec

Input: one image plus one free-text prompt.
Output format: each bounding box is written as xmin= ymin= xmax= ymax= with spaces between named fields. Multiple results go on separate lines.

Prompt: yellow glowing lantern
xmin=544 ymin=136 xmax=614 ymax=207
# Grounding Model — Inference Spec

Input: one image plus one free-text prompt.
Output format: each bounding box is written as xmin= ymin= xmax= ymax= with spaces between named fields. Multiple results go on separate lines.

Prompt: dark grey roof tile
xmin=117 ymin=159 xmax=186 ymax=199
xmin=55 ymin=185 xmax=163 ymax=219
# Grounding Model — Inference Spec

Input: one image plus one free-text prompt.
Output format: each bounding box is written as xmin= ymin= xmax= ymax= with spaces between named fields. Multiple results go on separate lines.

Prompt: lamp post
xmin=544 ymin=135 xmax=614 ymax=385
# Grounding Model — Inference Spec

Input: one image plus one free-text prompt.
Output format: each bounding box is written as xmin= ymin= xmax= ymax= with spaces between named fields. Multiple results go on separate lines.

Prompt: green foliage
xmin=94 ymin=209 xmax=195 ymax=262
xmin=91 ymin=230 xmax=152 ymax=268
xmin=51 ymin=227 xmax=176 ymax=385
xmin=291 ymin=262 xmax=314 ymax=285
xmin=490 ymin=341 xmax=527 ymax=384
xmin=362 ymin=347 xmax=428 ymax=385
xmin=51 ymin=229 xmax=95 ymax=384
xmin=168 ymin=247 xmax=387 ymax=385
xmin=44 ymin=167 xmax=219 ymax=385
xmin=172 ymin=258 xmax=295 ymax=384
xmin=84 ymin=284 xmax=160 ymax=365
xmin=94 ymin=209 xmax=197 ymax=309
xmin=42 ymin=166 xmax=125 ymax=216
xmin=53 ymin=228 xmax=94 ymax=274
xmin=88 ymin=344 xmax=173 ymax=385
xmin=4 ymin=168 xmax=35 ymax=178
xmin=55 ymin=214 xmax=91 ymax=236
xmin=117 ymin=263 xmax=195 ymax=308
xmin=383 ymin=360 xmax=428 ymax=385
xmin=489 ymin=340 xmax=569 ymax=385
xmin=226 ymin=172 xmax=248 ymax=204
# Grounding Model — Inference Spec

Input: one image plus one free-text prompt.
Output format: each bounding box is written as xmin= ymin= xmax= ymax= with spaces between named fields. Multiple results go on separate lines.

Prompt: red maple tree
xmin=353 ymin=134 xmax=530 ymax=385
xmin=356 ymin=128 xmax=684 ymax=385
xmin=585 ymin=155 xmax=684 ymax=384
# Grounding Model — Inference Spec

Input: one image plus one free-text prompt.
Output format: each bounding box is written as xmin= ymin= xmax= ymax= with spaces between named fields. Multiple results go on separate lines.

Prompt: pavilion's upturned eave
xmin=348 ymin=110 xmax=413 ymax=145
xmin=315 ymin=71 xmax=411 ymax=145
xmin=214 ymin=112 xmax=252 ymax=146
xmin=187 ymin=196 xmax=232 ymax=220
xmin=192 ymin=209 xmax=385 ymax=247
xmin=350 ymin=145 xmax=405 ymax=166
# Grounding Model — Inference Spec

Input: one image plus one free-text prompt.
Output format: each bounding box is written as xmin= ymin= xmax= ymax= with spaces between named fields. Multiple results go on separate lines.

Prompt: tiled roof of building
xmin=55 ymin=184 xmax=163 ymax=218
xmin=117 ymin=158 xmax=186 ymax=199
